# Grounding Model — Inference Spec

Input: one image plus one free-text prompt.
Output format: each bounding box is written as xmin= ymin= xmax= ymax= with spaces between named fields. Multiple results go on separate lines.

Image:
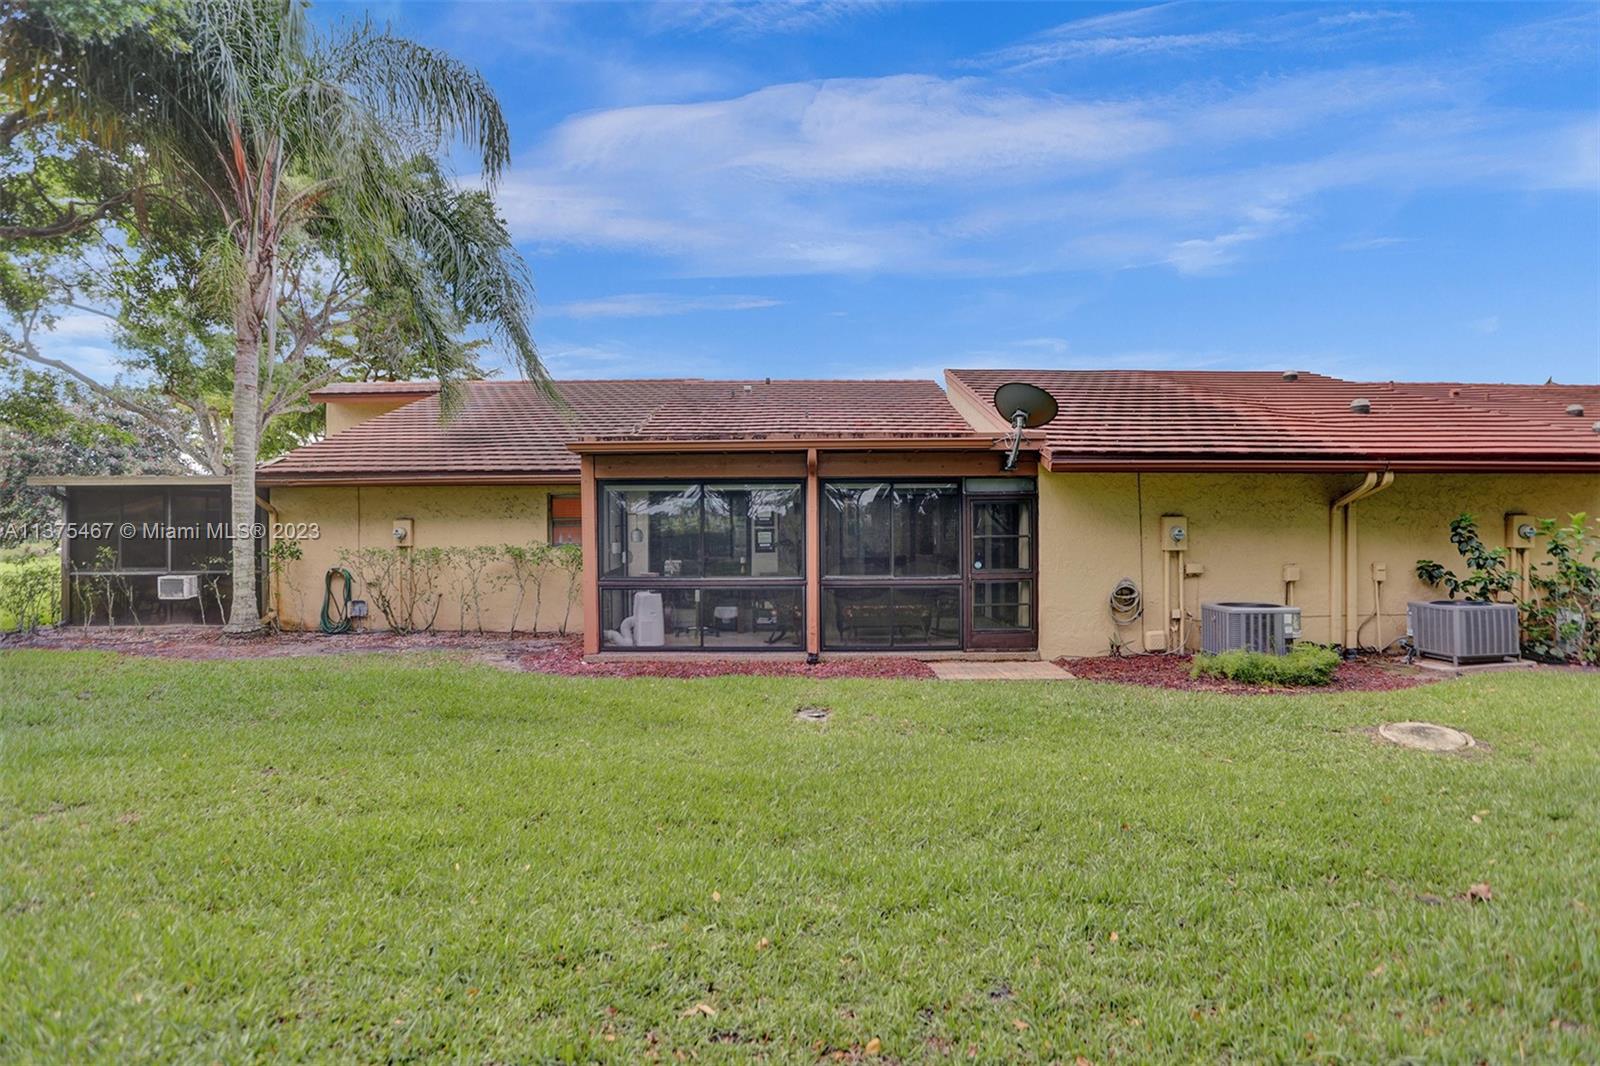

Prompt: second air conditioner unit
xmin=157 ymin=574 xmax=199 ymax=600
xmin=1407 ymin=600 xmax=1520 ymax=666
xmin=1201 ymin=602 xmax=1302 ymax=656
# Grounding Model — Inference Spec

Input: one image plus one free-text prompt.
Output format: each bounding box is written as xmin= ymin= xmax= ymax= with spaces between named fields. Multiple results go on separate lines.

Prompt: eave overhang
xmin=568 ymin=434 xmax=1018 ymax=455
xmin=254 ymin=471 xmax=581 ymax=487
xmin=1042 ymin=453 xmax=1600 ymax=473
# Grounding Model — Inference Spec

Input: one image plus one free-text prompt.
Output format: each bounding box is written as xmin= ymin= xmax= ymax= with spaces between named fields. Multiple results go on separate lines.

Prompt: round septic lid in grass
xmin=1378 ymin=721 xmax=1476 ymax=752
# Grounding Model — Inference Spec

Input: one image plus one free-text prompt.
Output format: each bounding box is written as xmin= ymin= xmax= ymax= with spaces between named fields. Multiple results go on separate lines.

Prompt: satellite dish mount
xmin=991 ymin=382 xmax=1059 ymax=471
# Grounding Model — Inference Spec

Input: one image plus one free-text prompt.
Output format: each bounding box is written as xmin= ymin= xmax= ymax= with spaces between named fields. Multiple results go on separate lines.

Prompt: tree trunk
xmin=223 ymin=249 xmax=273 ymax=634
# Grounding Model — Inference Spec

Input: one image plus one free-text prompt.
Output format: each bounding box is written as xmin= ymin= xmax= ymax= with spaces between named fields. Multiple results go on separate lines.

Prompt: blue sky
xmin=56 ymin=2 xmax=1600 ymax=385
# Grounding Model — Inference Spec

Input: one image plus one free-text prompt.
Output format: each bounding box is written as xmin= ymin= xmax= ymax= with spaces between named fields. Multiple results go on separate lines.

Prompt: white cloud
xmin=1339 ymin=235 xmax=1414 ymax=251
xmin=641 ymin=0 xmax=894 ymax=38
xmin=1316 ymin=10 xmax=1414 ymax=29
xmin=979 ymin=3 xmax=1419 ymax=71
xmin=1469 ymin=315 xmax=1501 ymax=335
xmin=546 ymin=75 xmax=1170 ymax=184
xmin=549 ymin=293 xmax=782 ymax=318
xmin=496 ymin=18 xmax=1596 ymax=279
xmin=23 ymin=312 xmax=133 ymax=385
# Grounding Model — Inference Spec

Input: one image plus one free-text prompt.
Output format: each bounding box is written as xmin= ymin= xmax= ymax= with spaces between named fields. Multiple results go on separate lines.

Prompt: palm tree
xmin=2 ymin=0 xmax=541 ymax=632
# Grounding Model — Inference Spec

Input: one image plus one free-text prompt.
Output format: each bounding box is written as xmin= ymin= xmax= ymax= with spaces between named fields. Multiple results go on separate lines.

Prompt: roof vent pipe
xmin=1593 ymin=421 xmax=1600 ymax=435
xmin=1282 ymin=371 xmax=1300 ymax=381
xmin=1349 ymin=398 xmax=1372 ymax=415
xmin=1566 ymin=403 xmax=1585 ymax=416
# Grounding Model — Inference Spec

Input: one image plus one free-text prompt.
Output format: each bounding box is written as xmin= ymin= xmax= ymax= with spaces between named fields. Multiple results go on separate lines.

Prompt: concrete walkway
xmin=930 ymin=661 xmax=1075 ymax=681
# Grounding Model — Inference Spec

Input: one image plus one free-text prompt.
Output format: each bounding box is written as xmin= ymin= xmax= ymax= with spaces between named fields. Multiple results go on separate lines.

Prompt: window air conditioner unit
xmin=1201 ymin=602 xmax=1301 ymax=656
xmin=1406 ymin=600 xmax=1519 ymax=666
xmin=157 ymin=574 xmax=200 ymax=600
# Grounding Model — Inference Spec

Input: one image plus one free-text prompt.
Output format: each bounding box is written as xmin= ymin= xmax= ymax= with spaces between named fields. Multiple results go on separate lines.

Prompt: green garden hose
xmin=320 ymin=567 xmax=354 ymax=634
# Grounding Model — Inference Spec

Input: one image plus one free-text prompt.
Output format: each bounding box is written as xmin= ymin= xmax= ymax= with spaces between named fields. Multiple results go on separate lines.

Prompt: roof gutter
xmin=1044 ymin=456 xmax=1600 ymax=473
xmin=568 ymin=435 xmax=1011 ymax=455
xmin=255 ymin=473 xmax=583 ymax=487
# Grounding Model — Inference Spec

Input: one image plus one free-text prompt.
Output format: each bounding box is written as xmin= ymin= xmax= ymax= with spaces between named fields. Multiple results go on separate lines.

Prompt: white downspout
xmin=1328 ymin=471 xmax=1393 ymax=648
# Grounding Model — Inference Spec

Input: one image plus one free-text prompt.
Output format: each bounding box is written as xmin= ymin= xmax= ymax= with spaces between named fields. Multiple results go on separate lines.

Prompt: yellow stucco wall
xmin=264 ymin=471 xmax=1597 ymax=653
xmin=267 ymin=484 xmax=583 ymax=634
xmin=1037 ymin=470 xmax=1600 ymax=659
xmin=324 ymin=398 xmax=424 ymax=436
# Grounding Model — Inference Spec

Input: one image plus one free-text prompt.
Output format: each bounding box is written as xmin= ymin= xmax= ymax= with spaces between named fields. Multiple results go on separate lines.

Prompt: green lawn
xmin=2 ymin=653 xmax=1596 ymax=1063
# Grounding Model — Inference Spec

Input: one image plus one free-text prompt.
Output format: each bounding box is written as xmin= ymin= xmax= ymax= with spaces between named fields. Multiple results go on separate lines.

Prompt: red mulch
xmin=0 ymin=626 xmax=935 ymax=679
xmin=518 ymin=639 xmax=934 ymax=679
xmin=1060 ymin=652 xmax=1431 ymax=694
xmin=6 ymin=627 xmax=1462 ymax=688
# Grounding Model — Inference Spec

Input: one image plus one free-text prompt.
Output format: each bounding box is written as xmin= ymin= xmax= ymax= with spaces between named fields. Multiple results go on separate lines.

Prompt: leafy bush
xmin=500 ymin=542 xmax=552 ymax=634
xmin=338 ymin=547 xmax=446 ymax=634
xmin=1415 ymin=513 xmax=1515 ymax=602
xmin=1521 ymin=514 xmax=1599 ymax=665
xmin=550 ymin=543 xmax=582 ymax=635
xmin=1191 ymin=643 xmax=1340 ymax=686
xmin=267 ymin=539 xmax=306 ymax=630
xmin=0 ymin=555 xmax=61 ymax=633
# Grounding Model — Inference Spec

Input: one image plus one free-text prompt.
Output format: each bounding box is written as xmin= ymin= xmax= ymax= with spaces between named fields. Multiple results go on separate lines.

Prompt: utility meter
xmin=1504 ymin=513 xmax=1536 ymax=546
xmin=1161 ymin=516 xmax=1189 ymax=551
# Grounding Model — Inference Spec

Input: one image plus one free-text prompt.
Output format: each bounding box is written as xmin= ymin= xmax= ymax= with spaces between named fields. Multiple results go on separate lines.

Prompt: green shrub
xmin=0 ymin=556 xmax=62 ymax=632
xmin=1191 ymin=643 xmax=1340 ymax=686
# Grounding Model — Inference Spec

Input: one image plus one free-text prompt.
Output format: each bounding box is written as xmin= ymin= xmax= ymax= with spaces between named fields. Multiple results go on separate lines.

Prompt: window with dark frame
xmin=821 ymin=480 xmax=963 ymax=650
xmin=596 ymin=480 xmax=805 ymax=651
xmin=548 ymin=494 xmax=582 ymax=546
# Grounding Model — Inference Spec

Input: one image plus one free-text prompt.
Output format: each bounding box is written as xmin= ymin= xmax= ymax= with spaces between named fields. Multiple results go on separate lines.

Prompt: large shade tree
xmin=2 ymin=0 xmax=541 ymax=632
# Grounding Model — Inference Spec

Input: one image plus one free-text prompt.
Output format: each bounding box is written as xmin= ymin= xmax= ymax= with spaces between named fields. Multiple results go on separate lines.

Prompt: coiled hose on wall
xmin=1108 ymin=578 xmax=1143 ymax=626
xmin=1107 ymin=578 xmax=1143 ymax=655
xmin=320 ymin=567 xmax=354 ymax=634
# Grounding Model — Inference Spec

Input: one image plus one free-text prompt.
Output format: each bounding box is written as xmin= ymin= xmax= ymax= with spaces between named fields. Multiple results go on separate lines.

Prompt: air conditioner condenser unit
xmin=1407 ymin=600 xmax=1519 ymax=666
xmin=1201 ymin=602 xmax=1302 ymax=655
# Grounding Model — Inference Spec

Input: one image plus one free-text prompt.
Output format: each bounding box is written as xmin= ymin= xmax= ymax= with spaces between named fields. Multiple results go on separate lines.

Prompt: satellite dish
xmin=993 ymin=382 xmax=1059 ymax=429
xmin=992 ymin=382 xmax=1058 ymax=470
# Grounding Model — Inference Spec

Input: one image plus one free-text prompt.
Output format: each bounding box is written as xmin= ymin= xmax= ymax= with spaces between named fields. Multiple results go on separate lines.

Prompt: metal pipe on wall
xmin=1327 ymin=471 xmax=1393 ymax=648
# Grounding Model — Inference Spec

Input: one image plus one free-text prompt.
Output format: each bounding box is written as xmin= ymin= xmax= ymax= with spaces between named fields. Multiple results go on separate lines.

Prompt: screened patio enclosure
xmin=596 ymin=475 xmax=1036 ymax=653
xmin=45 ymin=480 xmax=266 ymax=625
xmin=598 ymin=480 xmax=806 ymax=649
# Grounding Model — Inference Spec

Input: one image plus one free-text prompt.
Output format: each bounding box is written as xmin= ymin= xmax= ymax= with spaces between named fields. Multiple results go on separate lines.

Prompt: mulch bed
xmin=7 ymin=628 xmax=1476 ymax=688
xmin=0 ymin=626 xmax=935 ymax=680
xmin=1060 ymin=652 xmax=1432 ymax=694
xmin=518 ymin=639 xmax=934 ymax=679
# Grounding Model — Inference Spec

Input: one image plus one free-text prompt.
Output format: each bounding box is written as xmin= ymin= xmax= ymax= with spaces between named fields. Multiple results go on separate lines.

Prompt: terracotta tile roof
xmin=308 ymin=381 xmax=441 ymax=400
xmin=591 ymin=379 xmax=977 ymax=442
xmin=946 ymin=370 xmax=1600 ymax=470
xmin=261 ymin=378 xmax=983 ymax=482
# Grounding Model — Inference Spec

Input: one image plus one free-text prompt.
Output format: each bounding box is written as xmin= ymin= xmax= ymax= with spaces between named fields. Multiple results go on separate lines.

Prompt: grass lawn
xmin=2 ymin=652 xmax=1596 ymax=1062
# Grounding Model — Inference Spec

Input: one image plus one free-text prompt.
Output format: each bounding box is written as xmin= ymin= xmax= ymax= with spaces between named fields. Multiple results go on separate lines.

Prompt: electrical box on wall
xmin=1161 ymin=516 xmax=1189 ymax=551
xmin=1504 ymin=513 xmax=1536 ymax=547
xmin=1282 ymin=564 xmax=1301 ymax=583
xmin=392 ymin=517 xmax=414 ymax=545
